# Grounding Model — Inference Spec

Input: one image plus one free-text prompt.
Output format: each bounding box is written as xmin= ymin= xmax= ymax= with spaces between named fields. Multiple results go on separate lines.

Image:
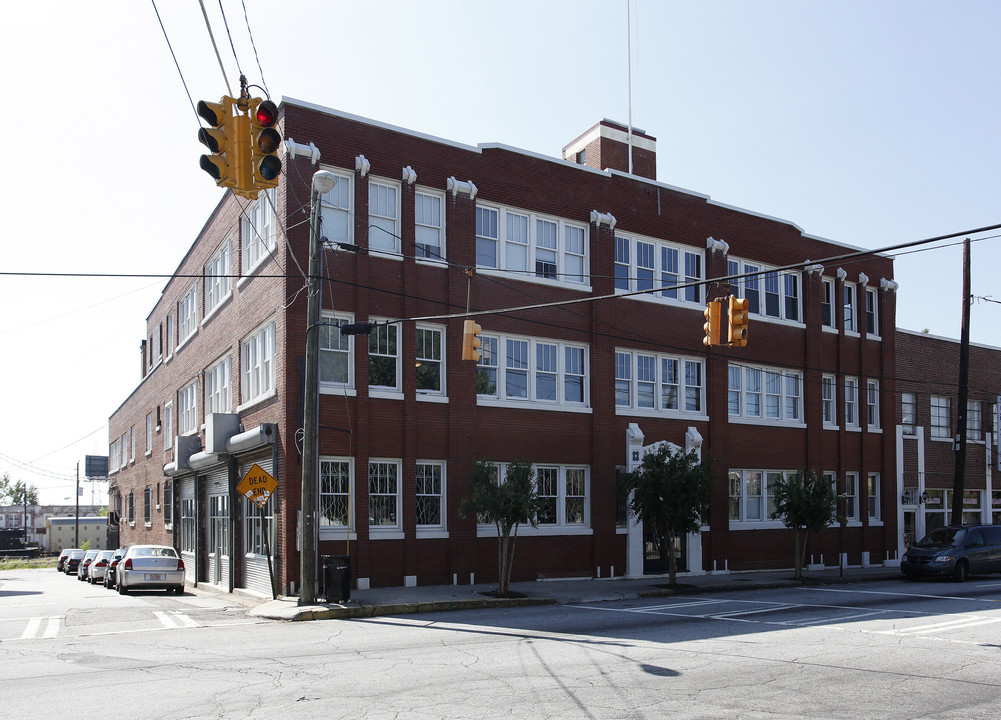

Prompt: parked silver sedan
xmin=117 ymin=545 xmax=185 ymax=595
xmin=88 ymin=550 xmax=115 ymax=584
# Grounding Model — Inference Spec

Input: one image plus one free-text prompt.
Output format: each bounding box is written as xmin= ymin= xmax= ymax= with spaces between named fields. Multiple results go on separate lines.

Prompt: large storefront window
xmin=924 ymin=489 xmax=982 ymax=531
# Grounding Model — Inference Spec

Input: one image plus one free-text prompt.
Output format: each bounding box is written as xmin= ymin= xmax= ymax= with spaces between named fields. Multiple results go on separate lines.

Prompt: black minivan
xmin=901 ymin=525 xmax=1001 ymax=582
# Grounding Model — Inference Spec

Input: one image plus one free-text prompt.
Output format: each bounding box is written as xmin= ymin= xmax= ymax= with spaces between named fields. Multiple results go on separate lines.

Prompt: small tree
xmin=770 ymin=469 xmax=838 ymax=580
xmin=623 ymin=445 xmax=712 ymax=586
xmin=459 ymin=460 xmax=539 ymax=595
xmin=0 ymin=475 xmax=39 ymax=506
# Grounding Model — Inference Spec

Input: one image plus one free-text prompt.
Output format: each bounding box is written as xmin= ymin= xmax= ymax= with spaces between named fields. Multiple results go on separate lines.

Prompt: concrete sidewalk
xmin=246 ymin=565 xmax=903 ymax=622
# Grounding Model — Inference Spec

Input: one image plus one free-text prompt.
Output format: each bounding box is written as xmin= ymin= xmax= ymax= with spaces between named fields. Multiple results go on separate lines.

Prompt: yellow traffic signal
xmin=249 ymin=98 xmax=282 ymax=194
xmin=197 ymin=97 xmax=238 ymax=189
xmin=703 ymin=301 xmax=722 ymax=347
xmin=462 ymin=319 xmax=482 ymax=361
xmin=728 ymin=296 xmax=749 ymax=347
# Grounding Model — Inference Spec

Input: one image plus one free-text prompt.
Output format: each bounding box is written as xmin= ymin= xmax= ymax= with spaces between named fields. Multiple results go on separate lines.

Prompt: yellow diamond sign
xmin=237 ymin=463 xmax=279 ymax=509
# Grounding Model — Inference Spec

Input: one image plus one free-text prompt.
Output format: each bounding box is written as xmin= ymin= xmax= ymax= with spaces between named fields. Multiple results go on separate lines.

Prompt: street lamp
xmin=300 ymin=170 xmax=337 ymax=605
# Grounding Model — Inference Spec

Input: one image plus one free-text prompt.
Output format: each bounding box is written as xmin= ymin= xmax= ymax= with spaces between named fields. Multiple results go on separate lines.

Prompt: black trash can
xmin=322 ymin=554 xmax=351 ymax=603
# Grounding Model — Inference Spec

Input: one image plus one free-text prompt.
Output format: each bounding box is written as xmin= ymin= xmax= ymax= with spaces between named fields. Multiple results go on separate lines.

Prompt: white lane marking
xmin=709 ymin=604 xmax=797 ymax=619
xmin=153 ymin=611 xmax=178 ymax=629
xmin=42 ymin=616 xmax=62 ymax=638
xmin=808 ymin=587 xmax=1001 ymax=604
xmin=884 ymin=616 xmax=1001 ymax=636
xmin=172 ymin=612 xmax=200 ymax=628
xmin=20 ymin=617 xmax=42 ymax=640
xmin=633 ymin=599 xmax=724 ymax=612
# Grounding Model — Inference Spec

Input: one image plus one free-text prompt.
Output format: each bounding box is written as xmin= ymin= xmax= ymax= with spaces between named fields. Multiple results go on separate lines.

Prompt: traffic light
xmin=703 ymin=300 xmax=722 ymax=347
xmin=196 ymin=97 xmax=239 ymax=189
xmin=249 ymin=98 xmax=282 ymax=194
xmin=462 ymin=319 xmax=482 ymax=361
xmin=728 ymin=296 xmax=749 ymax=347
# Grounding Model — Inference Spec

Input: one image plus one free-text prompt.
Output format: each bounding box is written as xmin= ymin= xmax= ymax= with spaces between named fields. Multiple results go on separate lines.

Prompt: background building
xmin=46 ymin=516 xmax=108 ymax=553
xmin=108 ymin=100 xmax=899 ymax=596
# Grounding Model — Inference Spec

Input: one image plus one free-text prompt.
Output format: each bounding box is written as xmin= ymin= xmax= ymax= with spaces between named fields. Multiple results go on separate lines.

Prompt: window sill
xmin=866 ymin=333 xmax=882 ymax=342
xmin=202 ymin=293 xmax=233 ymax=327
xmin=476 ymin=525 xmax=593 ymax=538
xmin=844 ymin=330 xmax=861 ymax=338
xmin=616 ymin=407 xmax=708 ymax=422
xmin=728 ymin=416 xmax=807 ymax=430
xmin=237 ymin=387 xmax=277 ymax=413
xmin=415 ymin=257 xmax=447 ymax=268
xmin=823 ymin=423 xmax=840 ymax=431
xmin=320 ymin=385 xmax=356 ymax=397
xmin=821 ymin=325 xmax=839 ymax=335
xmin=416 ymin=394 xmax=449 ymax=404
xmin=370 ymin=389 xmax=404 ymax=400
xmin=728 ymin=520 xmax=786 ymax=530
xmin=369 ymin=248 xmax=404 ymax=261
xmin=478 ymin=398 xmax=593 ymax=414
xmin=318 ymin=529 xmax=357 ymax=542
xmin=929 ymin=436 xmax=954 ymax=443
xmin=867 ymin=426 xmax=883 ymax=434
xmin=415 ymin=529 xmax=449 ymax=539
xmin=845 ymin=425 xmax=862 ymax=433
xmin=480 ymin=267 xmax=592 ymax=294
xmin=370 ymin=530 xmax=405 ymax=540
xmin=175 ymin=332 xmax=197 ymax=355
xmin=238 ymin=255 xmax=272 ymax=287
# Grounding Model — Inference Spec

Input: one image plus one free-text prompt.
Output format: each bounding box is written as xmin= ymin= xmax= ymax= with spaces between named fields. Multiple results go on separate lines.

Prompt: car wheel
xmin=953 ymin=560 xmax=970 ymax=583
xmin=175 ymin=586 xmax=184 ymax=595
xmin=118 ymin=581 xmax=128 ymax=595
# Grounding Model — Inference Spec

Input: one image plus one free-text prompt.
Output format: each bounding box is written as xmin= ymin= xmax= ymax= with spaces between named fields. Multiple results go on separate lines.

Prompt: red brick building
xmin=107 ymin=99 xmax=901 ymax=597
xmin=895 ymin=330 xmax=1001 ymax=549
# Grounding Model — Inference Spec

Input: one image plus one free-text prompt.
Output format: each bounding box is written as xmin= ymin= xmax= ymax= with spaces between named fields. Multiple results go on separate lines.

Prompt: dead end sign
xmin=238 ymin=463 xmax=279 ymax=509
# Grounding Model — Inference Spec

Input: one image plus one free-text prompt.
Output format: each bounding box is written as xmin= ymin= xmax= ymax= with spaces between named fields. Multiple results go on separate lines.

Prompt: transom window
xmin=369 ymin=179 xmax=400 ymax=253
xmin=475 ymin=203 xmax=588 ymax=285
xmin=617 ymin=233 xmax=702 ymax=303
xmin=241 ymin=189 xmax=276 ymax=274
xmin=476 ymin=333 xmax=589 ymax=407
xmin=241 ymin=319 xmax=276 ymax=405
xmin=728 ymin=364 xmax=803 ymax=424
xmin=205 ymin=235 xmax=232 ymax=316
xmin=415 ymin=190 xmax=444 ymax=261
xmin=178 ymin=283 xmax=198 ymax=346
xmin=728 ymin=258 xmax=801 ymax=322
xmin=615 ymin=350 xmax=704 ymax=415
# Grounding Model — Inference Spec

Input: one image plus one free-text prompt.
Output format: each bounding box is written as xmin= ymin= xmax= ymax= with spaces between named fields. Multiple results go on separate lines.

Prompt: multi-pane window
xmin=821 ymin=278 xmax=836 ymax=328
xmin=822 ymin=375 xmax=837 ymax=426
xmin=476 ymin=464 xmax=589 ymax=530
xmin=319 ymin=315 xmax=353 ymax=386
xmin=369 ymin=461 xmax=400 ymax=530
xmin=205 ymin=236 xmax=232 ymax=316
xmin=844 ymin=377 xmax=859 ymax=428
xmin=109 ymin=438 xmax=121 ymax=473
xmin=319 ymin=170 xmax=352 ymax=246
xmin=244 ymin=500 xmax=271 ymax=556
xmin=369 ymin=180 xmax=400 ymax=253
xmin=615 ymin=351 xmax=704 ymax=414
xmin=319 ymin=459 xmax=352 ymax=529
xmin=967 ymin=400 xmax=983 ymax=441
xmin=843 ymin=283 xmax=857 ymax=333
xmin=930 ymin=396 xmax=951 ymax=438
xmin=728 ymin=470 xmax=794 ymax=523
xmin=178 ymin=282 xmax=198 ymax=345
xmin=163 ymin=480 xmax=173 ymax=525
xmin=728 ymin=364 xmax=803 ymax=423
xmin=415 ymin=190 xmax=444 ymax=260
xmin=180 ymin=498 xmax=195 ymax=552
xmin=476 ymin=203 xmax=588 ymax=285
xmin=177 ymin=379 xmax=198 ymax=435
xmin=369 ymin=322 xmax=399 ymax=391
xmin=204 ymin=355 xmax=232 ymax=415
xmin=865 ymin=288 xmax=879 ymax=336
xmin=143 ymin=486 xmax=152 ymax=524
xmin=728 ymin=260 xmax=801 ymax=322
xmin=121 ymin=432 xmax=128 ymax=469
xmin=166 ymin=312 xmax=175 ymax=358
xmin=416 ymin=326 xmax=444 ymax=394
xmin=867 ymin=472 xmax=881 ymax=520
xmin=615 ymin=233 xmax=702 ymax=303
xmin=477 ymin=333 xmax=588 ymax=407
xmin=241 ymin=189 xmax=276 ymax=274
xmin=866 ymin=380 xmax=880 ymax=429
xmin=129 ymin=426 xmax=136 ymax=463
xmin=416 ymin=462 xmax=444 ymax=529
xmin=163 ymin=402 xmax=173 ymax=451
xmin=901 ymin=392 xmax=916 ymax=435
xmin=241 ymin=320 xmax=276 ymax=404
xmin=145 ymin=413 xmax=153 ymax=456
xmin=843 ymin=472 xmax=859 ymax=522
xmin=127 ymin=490 xmax=135 ymax=524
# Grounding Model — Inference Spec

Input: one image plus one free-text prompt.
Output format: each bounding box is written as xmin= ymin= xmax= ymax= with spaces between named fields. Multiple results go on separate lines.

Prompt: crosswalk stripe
xmin=153 ymin=611 xmax=178 ymax=629
xmin=172 ymin=612 xmax=199 ymax=628
xmin=42 ymin=616 xmax=62 ymax=638
xmin=20 ymin=617 xmax=42 ymax=640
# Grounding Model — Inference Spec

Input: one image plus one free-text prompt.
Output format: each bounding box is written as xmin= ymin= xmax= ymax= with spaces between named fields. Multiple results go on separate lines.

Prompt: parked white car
xmin=88 ymin=550 xmax=115 ymax=584
xmin=117 ymin=545 xmax=185 ymax=595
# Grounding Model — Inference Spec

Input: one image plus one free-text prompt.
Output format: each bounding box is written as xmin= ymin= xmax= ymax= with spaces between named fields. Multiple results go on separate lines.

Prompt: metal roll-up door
xmin=178 ymin=476 xmax=197 ymax=583
xmin=239 ymin=455 xmax=275 ymax=597
xmin=203 ymin=465 xmax=230 ymax=588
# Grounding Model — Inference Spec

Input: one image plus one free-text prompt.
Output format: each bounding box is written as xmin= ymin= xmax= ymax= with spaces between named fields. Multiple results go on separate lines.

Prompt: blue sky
xmin=2 ymin=1 xmax=998 ymax=503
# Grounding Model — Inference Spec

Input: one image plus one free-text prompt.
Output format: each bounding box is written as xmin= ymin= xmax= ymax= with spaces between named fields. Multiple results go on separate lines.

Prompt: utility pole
xmin=75 ymin=462 xmax=80 ymax=548
xmin=951 ymin=238 xmax=971 ymax=526
xmin=300 ymin=170 xmax=338 ymax=605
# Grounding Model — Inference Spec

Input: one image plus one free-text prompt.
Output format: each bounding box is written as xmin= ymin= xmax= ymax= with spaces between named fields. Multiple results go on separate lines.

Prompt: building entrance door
xmin=643 ymin=524 xmax=686 ymax=575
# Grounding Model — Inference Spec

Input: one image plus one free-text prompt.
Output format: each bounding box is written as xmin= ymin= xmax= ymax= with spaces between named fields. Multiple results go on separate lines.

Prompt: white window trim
xmin=728 ymin=469 xmax=792 ymax=529
xmin=901 ymin=392 xmax=917 ymax=436
xmin=821 ymin=277 xmax=837 ymax=331
xmin=177 ymin=282 xmax=199 ymax=350
xmin=415 ymin=460 xmax=448 ymax=538
xmin=822 ymin=374 xmax=838 ymax=429
xmin=204 ymin=354 xmax=233 ymax=416
xmin=727 ymin=363 xmax=806 ymax=428
xmin=930 ymin=395 xmax=952 ymax=441
xmin=239 ymin=189 xmax=277 ymax=281
xmin=843 ymin=282 xmax=859 ymax=336
xmin=415 ymin=323 xmax=446 ymax=398
xmin=368 ymin=177 xmax=402 ymax=256
xmin=163 ymin=402 xmax=173 ymax=451
xmin=240 ymin=318 xmax=277 ymax=407
xmin=318 ymin=167 xmax=354 ymax=250
xmin=614 ymin=349 xmax=708 ymax=420
xmin=475 ymin=201 xmax=591 ymax=290
xmin=476 ymin=332 xmax=590 ymax=410
xmin=728 ymin=257 xmax=804 ymax=326
xmin=204 ymin=235 xmax=233 ymax=325
xmin=368 ymin=458 xmax=403 ymax=536
xmin=319 ymin=312 xmax=355 ymax=390
xmin=867 ymin=472 xmax=882 ymax=523
xmin=145 ymin=413 xmax=153 ymax=457
xmin=475 ymin=463 xmax=592 ymax=536
xmin=318 ymin=456 xmax=357 ymax=542
xmin=368 ymin=319 xmax=402 ymax=395
xmin=866 ymin=379 xmax=881 ymax=431
xmin=414 ymin=187 xmax=446 ymax=264
xmin=177 ymin=379 xmax=199 ymax=436
xmin=864 ymin=287 xmax=881 ymax=340
xmin=844 ymin=377 xmax=860 ymax=431
xmin=616 ymin=231 xmax=701 ymax=305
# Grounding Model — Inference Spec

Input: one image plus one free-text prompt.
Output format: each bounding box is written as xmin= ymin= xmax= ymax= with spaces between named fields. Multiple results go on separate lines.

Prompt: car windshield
xmin=917 ymin=527 xmax=966 ymax=547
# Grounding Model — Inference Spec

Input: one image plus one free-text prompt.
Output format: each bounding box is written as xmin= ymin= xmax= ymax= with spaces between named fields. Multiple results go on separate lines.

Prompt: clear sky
xmin=2 ymin=1 xmax=998 ymax=504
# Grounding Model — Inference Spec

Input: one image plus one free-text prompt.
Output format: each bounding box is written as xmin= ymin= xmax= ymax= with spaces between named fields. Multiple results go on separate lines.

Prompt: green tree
xmin=623 ymin=445 xmax=713 ymax=587
xmin=459 ymin=460 xmax=539 ymax=595
xmin=769 ymin=469 xmax=838 ymax=580
xmin=0 ymin=474 xmax=39 ymax=506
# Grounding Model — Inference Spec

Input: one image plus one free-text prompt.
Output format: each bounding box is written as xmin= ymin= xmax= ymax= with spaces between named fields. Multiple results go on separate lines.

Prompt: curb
xmin=258 ymin=596 xmax=557 ymax=622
